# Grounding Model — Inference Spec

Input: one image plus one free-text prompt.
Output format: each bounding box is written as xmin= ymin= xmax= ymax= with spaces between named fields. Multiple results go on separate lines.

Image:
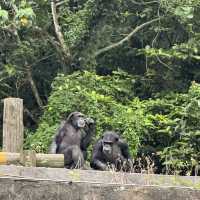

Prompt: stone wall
xmin=0 ymin=165 xmax=200 ymax=200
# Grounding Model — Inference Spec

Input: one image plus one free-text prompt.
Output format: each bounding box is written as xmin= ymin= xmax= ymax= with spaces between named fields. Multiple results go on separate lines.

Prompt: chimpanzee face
xmin=67 ymin=112 xmax=86 ymax=128
xmin=102 ymin=141 xmax=113 ymax=155
xmin=102 ymin=131 xmax=119 ymax=155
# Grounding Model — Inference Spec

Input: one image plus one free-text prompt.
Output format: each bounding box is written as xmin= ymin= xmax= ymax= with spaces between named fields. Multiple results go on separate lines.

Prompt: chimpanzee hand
xmin=115 ymin=157 xmax=124 ymax=171
xmin=122 ymin=159 xmax=133 ymax=172
xmin=85 ymin=117 xmax=95 ymax=125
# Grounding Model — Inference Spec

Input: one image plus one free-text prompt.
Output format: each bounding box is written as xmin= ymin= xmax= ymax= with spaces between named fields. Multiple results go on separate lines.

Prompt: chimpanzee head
xmin=102 ymin=131 xmax=119 ymax=155
xmin=67 ymin=112 xmax=86 ymax=128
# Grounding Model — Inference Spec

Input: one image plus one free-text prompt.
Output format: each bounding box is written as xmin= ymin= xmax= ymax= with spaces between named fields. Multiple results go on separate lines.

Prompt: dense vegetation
xmin=25 ymin=71 xmax=143 ymax=155
xmin=26 ymin=71 xmax=200 ymax=175
xmin=1 ymin=0 xmax=200 ymax=175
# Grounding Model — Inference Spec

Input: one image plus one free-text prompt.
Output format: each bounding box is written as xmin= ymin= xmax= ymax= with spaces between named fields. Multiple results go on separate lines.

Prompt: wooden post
xmin=20 ymin=150 xmax=36 ymax=167
xmin=0 ymin=152 xmax=19 ymax=165
xmin=3 ymin=98 xmax=24 ymax=152
xmin=36 ymin=153 xmax=64 ymax=168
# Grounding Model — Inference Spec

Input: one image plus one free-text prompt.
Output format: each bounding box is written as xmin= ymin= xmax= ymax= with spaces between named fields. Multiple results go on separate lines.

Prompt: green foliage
xmin=25 ymin=70 xmax=200 ymax=175
xmin=15 ymin=5 xmax=36 ymax=28
xmin=0 ymin=7 xmax=8 ymax=25
xmin=138 ymin=82 xmax=200 ymax=175
xmin=174 ymin=6 xmax=194 ymax=20
xmin=25 ymin=71 xmax=145 ymax=157
xmin=158 ymin=82 xmax=200 ymax=175
xmin=139 ymin=44 xmax=200 ymax=60
xmin=62 ymin=8 xmax=90 ymax=47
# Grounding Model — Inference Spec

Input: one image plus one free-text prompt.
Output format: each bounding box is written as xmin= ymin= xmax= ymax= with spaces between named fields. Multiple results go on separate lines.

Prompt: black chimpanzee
xmin=49 ymin=112 xmax=95 ymax=169
xmin=90 ymin=131 xmax=133 ymax=172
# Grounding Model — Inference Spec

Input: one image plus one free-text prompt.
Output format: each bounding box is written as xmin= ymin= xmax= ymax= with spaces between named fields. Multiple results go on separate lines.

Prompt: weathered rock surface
xmin=0 ymin=165 xmax=200 ymax=200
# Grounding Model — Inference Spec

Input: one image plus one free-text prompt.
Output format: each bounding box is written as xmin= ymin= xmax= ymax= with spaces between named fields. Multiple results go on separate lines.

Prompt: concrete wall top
xmin=0 ymin=165 xmax=200 ymax=188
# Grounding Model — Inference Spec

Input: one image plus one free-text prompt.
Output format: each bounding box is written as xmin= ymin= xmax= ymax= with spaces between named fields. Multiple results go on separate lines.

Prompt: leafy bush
xmin=25 ymin=71 xmax=200 ymax=175
xmin=138 ymin=82 xmax=200 ymax=175
xmin=159 ymin=82 xmax=200 ymax=175
xmin=25 ymin=71 xmax=145 ymax=157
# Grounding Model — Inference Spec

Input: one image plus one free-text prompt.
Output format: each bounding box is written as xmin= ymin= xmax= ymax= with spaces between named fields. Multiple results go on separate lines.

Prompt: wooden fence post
xmin=3 ymin=98 xmax=24 ymax=152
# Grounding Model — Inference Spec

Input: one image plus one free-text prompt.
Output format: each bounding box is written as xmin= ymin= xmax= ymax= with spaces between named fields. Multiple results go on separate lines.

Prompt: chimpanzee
xmin=90 ymin=131 xmax=133 ymax=172
xmin=49 ymin=112 xmax=95 ymax=169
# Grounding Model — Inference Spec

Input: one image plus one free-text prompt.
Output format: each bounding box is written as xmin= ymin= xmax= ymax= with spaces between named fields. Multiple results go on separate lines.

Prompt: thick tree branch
xmin=24 ymin=106 xmax=37 ymax=123
xmin=26 ymin=65 xmax=44 ymax=109
xmin=95 ymin=18 xmax=160 ymax=57
xmin=51 ymin=0 xmax=71 ymax=73
xmin=131 ymin=0 xmax=158 ymax=5
xmin=56 ymin=0 xmax=66 ymax=6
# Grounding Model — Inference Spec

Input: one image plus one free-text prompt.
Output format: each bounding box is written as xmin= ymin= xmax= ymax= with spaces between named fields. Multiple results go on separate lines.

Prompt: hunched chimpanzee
xmin=90 ymin=131 xmax=133 ymax=172
xmin=49 ymin=111 xmax=95 ymax=169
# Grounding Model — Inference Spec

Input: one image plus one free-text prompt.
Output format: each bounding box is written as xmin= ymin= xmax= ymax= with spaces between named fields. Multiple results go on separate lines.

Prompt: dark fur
xmin=49 ymin=112 xmax=95 ymax=168
xmin=90 ymin=131 xmax=133 ymax=172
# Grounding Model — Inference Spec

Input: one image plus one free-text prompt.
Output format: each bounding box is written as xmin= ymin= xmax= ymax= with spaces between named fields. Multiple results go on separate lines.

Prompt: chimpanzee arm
xmin=118 ymin=139 xmax=133 ymax=171
xmin=90 ymin=140 xmax=108 ymax=170
xmin=92 ymin=159 xmax=108 ymax=170
xmin=48 ymin=120 xmax=66 ymax=153
xmin=118 ymin=139 xmax=131 ymax=159
xmin=81 ymin=119 xmax=95 ymax=150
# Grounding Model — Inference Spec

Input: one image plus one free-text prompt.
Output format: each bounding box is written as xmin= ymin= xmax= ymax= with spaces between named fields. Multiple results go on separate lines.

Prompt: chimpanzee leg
xmin=71 ymin=145 xmax=84 ymax=168
xmin=82 ymin=150 xmax=87 ymax=160
xmin=62 ymin=147 xmax=73 ymax=168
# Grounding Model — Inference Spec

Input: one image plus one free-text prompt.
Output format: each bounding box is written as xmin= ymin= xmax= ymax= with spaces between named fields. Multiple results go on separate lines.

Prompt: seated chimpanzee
xmin=49 ymin=111 xmax=95 ymax=169
xmin=90 ymin=131 xmax=133 ymax=172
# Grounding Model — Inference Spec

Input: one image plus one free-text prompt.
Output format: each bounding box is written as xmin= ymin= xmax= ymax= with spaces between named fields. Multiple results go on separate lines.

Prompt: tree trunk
xmin=26 ymin=66 xmax=44 ymax=109
xmin=51 ymin=0 xmax=72 ymax=73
